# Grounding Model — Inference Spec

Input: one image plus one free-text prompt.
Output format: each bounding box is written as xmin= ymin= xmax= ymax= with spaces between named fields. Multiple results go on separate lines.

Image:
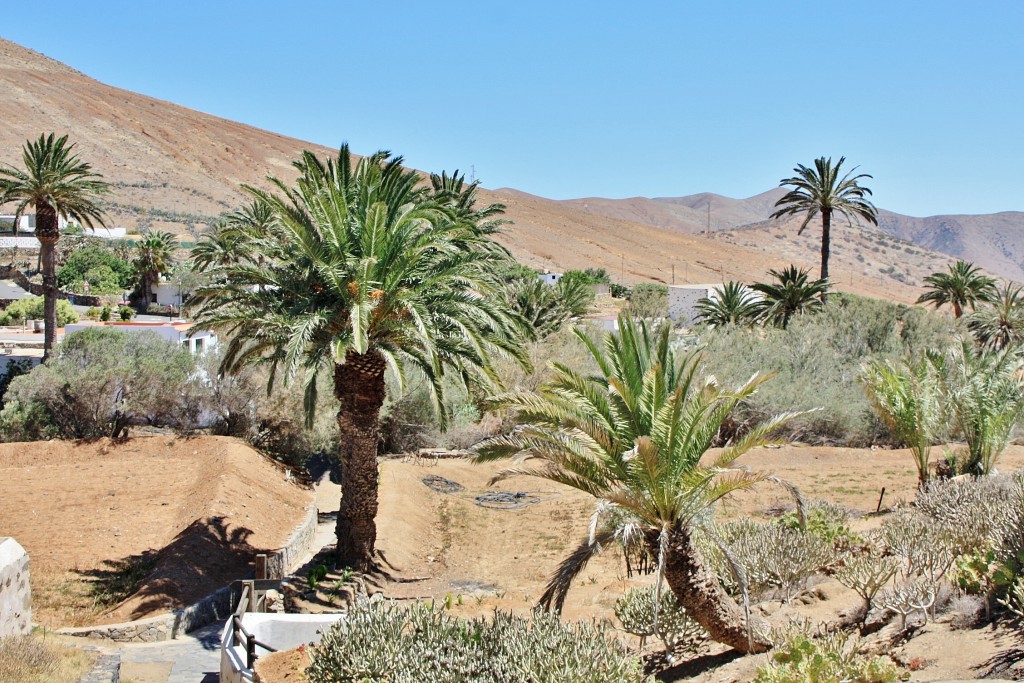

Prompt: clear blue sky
xmin=3 ymin=1 xmax=1022 ymax=216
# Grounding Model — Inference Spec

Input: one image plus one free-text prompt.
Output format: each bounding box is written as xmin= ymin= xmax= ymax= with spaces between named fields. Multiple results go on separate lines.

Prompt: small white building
xmin=538 ymin=272 xmax=563 ymax=286
xmin=0 ymin=215 xmax=33 ymax=233
xmin=64 ymin=321 xmax=217 ymax=355
xmin=152 ymin=281 xmax=183 ymax=307
xmin=82 ymin=226 xmax=128 ymax=239
xmin=668 ymin=284 xmax=718 ymax=327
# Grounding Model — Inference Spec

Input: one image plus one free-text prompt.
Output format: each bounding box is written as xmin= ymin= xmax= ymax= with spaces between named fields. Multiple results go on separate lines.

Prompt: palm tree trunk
xmin=334 ymin=351 xmax=387 ymax=571
xmin=658 ymin=527 xmax=772 ymax=654
xmin=819 ymin=209 xmax=831 ymax=302
xmin=36 ymin=204 xmax=59 ymax=359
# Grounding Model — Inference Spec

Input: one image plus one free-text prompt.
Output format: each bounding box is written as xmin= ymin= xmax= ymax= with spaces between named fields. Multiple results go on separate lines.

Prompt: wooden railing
xmin=229 ymin=579 xmax=281 ymax=669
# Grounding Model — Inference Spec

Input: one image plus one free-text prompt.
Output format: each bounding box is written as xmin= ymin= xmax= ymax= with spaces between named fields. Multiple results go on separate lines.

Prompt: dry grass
xmin=0 ymin=634 xmax=95 ymax=683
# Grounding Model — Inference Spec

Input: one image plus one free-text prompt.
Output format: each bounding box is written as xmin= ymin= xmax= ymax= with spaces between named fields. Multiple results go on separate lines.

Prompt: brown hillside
xmin=0 ymin=36 xmax=934 ymax=302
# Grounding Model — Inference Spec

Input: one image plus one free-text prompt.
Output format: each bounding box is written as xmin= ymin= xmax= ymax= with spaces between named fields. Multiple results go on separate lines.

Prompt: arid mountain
xmin=0 ymin=36 xmax=993 ymax=304
xmin=556 ymin=187 xmax=1024 ymax=282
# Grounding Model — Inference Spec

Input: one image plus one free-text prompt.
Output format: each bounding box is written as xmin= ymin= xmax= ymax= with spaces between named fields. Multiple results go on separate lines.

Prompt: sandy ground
xmin=0 ymin=435 xmax=312 ymax=627
xmin=287 ymin=445 xmax=1024 ymax=682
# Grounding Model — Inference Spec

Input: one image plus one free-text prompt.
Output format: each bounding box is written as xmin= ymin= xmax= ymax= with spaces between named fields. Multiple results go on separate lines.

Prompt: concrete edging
xmin=59 ymin=498 xmax=319 ymax=643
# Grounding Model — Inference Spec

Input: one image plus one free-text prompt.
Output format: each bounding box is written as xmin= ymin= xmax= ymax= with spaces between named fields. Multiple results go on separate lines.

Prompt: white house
xmin=0 ymin=215 xmax=33 ymax=232
xmin=152 ymin=281 xmax=183 ymax=307
xmin=63 ymin=321 xmax=217 ymax=354
xmin=667 ymin=284 xmax=719 ymax=327
xmin=538 ymin=272 xmax=563 ymax=286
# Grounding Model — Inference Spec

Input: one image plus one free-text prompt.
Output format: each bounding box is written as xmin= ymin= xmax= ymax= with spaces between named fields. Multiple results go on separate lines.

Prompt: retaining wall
xmin=0 ymin=537 xmax=31 ymax=637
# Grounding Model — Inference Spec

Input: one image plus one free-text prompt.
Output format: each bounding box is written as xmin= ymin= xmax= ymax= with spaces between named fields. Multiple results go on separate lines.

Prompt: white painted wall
xmin=538 ymin=272 xmax=562 ymax=285
xmin=153 ymin=282 xmax=180 ymax=307
xmin=668 ymin=284 xmax=716 ymax=326
xmin=64 ymin=323 xmax=218 ymax=355
xmin=0 ymin=237 xmax=40 ymax=249
xmin=0 ymin=538 xmax=31 ymax=638
xmin=220 ymin=613 xmax=344 ymax=683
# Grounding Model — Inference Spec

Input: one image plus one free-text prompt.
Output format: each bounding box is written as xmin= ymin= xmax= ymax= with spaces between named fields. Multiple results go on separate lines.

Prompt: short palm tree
xmin=967 ymin=283 xmax=1024 ymax=351
xmin=935 ymin=341 xmax=1024 ymax=475
xmin=0 ymin=133 xmax=109 ymax=355
xmin=860 ymin=358 xmax=942 ymax=486
xmin=750 ymin=265 xmax=829 ymax=329
xmin=134 ymin=231 xmax=177 ymax=306
xmin=501 ymin=275 xmax=594 ymax=338
xmin=190 ymin=145 xmax=530 ymax=570
xmin=771 ymin=156 xmax=877 ymax=296
xmin=916 ymin=260 xmax=997 ymax=318
xmin=191 ymin=223 xmax=242 ymax=274
xmin=474 ymin=316 xmax=799 ymax=653
xmin=694 ymin=281 xmax=760 ymax=327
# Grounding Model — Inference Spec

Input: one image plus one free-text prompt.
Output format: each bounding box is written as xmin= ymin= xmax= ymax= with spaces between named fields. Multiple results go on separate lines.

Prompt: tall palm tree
xmin=694 ymin=281 xmax=760 ymax=327
xmin=0 ymin=134 xmax=108 ymax=355
xmin=917 ymin=260 xmax=998 ymax=318
xmin=967 ymin=283 xmax=1024 ymax=351
xmin=134 ymin=231 xmax=177 ymax=306
xmin=860 ymin=358 xmax=942 ymax=486
xmin=750 ymin=265 xmax=829 ymax=329
xmin=190 ymin=145 xmax=530 ymax=570
xmin=474 ymin=316 xmax=799 ymax=653
xmin=771 ymin=156 xmax=877 ymax=296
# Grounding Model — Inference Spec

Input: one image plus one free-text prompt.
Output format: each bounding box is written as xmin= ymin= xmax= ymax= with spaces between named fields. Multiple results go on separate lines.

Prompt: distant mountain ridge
xmin=556 ymin=189 xmax=1024 ymax=281
xmin=0 ymin=35 xmax=1004 ymax=304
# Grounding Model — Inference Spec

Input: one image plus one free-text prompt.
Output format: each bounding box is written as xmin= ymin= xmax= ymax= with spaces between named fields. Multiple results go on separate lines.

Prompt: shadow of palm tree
xmin=74 ymin=515 xmax=262 ymax=621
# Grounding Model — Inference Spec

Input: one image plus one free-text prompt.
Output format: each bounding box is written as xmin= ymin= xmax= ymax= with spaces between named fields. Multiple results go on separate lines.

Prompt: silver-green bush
xmin=307 ymin=602 xmax=650 ymax=683
xmin=614 ymin=585 xmax=707 ymax=656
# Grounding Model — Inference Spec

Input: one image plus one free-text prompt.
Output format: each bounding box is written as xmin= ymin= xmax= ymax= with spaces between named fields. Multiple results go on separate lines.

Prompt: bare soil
xmin=0 ymin=435 xmax=312 ymax=627
xmin=288 ymin=445 xmax=1024 ymax=682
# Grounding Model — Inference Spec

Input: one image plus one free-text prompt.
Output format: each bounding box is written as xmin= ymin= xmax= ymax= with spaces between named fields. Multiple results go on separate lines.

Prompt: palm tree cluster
xmin=916 ymin=259 xmax=997 ymax=319
xmin=474 ymin=315 xmax=800 ymax=653
xmin=190 ymin=145 xmax=531 ymax=569
xmin=499 ymin=275 xmax=594 ymax=338
xmin=695 ymin=265 xmax=829 ymax=329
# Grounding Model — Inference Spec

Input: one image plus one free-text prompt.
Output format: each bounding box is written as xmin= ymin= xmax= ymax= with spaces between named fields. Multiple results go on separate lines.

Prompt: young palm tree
xmin=916 ymin=260 xmax=997 ymax=318
xmin=694 ymin=281 xmax=760 ymax=327
xmin=860 ymin=358 xmax=942 ymax=486
xmin=0 ymin=134 xmax=108 ymax=355
xmin=191 ymin=145 xmax=530 ymax=570
xmin=771 ymin=156 xmax=877 ymax=295
xmin=750 ymin=265 xmax=829 ymax=329
xmin=935 ymin=341 xmax=1024 ymax=475
xmin=474 ymin=316 xmax=799 ymax=653
xmin=191 ymin=223 xmax=242 ymax=274
xmin=134 ymin=231 xmax=177 ymax=305
xmin=967 ymin=283 xmax=1024 ymax=351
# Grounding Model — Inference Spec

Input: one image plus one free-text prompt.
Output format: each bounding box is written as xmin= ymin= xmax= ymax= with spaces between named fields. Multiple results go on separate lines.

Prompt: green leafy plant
xmin=0 ymin=296 xmax=78 ymax=327
xmin=117 ymin=305 xmax=134 ymax=321
xmin=307 ymin=563 xmax=329 ymax=590
xmin=614 ymin=585 xmax=707 ymax=656
xmin=99 ymin=305 xmax=112 ymax=322
xmin=755 ymin=626 xmax=902 ymax=683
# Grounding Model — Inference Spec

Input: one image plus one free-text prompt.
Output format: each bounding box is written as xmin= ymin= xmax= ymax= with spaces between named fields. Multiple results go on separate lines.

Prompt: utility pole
xmin=621 ymin=254 xmax=624 ymax=282
xmin=706 ymin=203 xmax=711 ymax=238
xmin=672 ymin=263 xmax=675 ymax=284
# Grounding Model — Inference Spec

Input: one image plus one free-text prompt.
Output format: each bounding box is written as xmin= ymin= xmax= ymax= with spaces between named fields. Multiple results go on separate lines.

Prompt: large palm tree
xmin=917 ymin=260 xmax=998 ymax=318
xmin=191 ymin=145 xmax=530 ymax=570
xmin=0 ymin=134 xmax=108 ymax=355
xmin=474 ymin=316 xmax=799 ymax=653
xmin=694 ymin=281 xmax=760 ymax=327
xmin=771 ymin=156 xmax=877 ymax=295
xmin=967 ymin=283 xmax=1024 ymax=351
xmin=134 ymin=231 xmax=177 ymax=306
xmin=750 ymin=265 xmax=829 ymax=329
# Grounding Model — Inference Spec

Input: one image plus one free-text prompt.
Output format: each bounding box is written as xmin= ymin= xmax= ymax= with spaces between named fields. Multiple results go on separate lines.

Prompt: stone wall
xmin=0 ymin=537 xmax=32 ymax=637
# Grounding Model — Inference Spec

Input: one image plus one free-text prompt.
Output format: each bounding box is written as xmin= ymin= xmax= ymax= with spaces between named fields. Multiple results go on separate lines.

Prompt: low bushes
xmin=0 ymin=297 xmax=78 ymax=327
xmin=307 ymin=602 xmax=650 ymax=683
xmin=754 ymin=626 xmax=903 ymax=683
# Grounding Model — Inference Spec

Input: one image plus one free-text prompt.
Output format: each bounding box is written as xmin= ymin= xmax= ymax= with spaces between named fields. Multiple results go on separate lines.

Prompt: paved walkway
xmin=112 ymin=619 xmax=222 ymax=683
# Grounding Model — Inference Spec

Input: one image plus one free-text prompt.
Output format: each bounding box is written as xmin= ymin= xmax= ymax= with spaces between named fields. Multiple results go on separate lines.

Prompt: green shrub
xmin=56 ymin=244 xmax=134 ymax=293
xmin=118 ymin=305 xmax=134 ymax=321
xmin=307 ymin=602 xmax=649 ymax=683
xmin=779 ymin=501 xmax=861 ymax=547
xmin=699 ymin=294 xmax=958 ymax=445
xmin=627 ymin=283 xmax=668 ymax=319
xmin=0 ymin=297 xmax=78 ymax=327
xmin=99 ymin=306 xmax=112 ymax=322
xmin=0 ymin=328 xmax=201 ymax=439
xmin=755 ymin=628 xmax=903 ymax=683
